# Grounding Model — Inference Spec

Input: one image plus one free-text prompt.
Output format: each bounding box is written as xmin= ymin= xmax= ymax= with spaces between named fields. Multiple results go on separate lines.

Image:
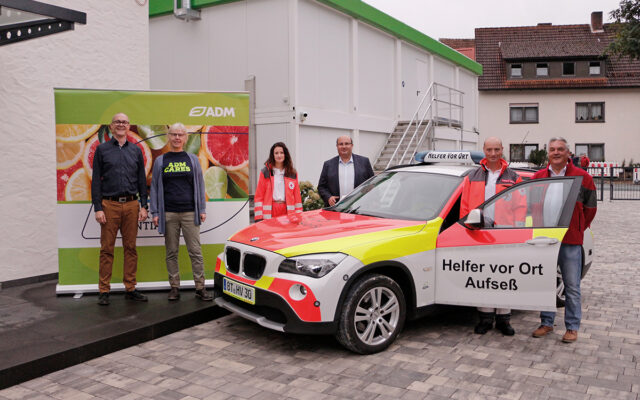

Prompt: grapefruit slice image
xmin=65 ymin=168 xmax=91 ymax=201
xmin=202 ymin=126 xmax=249 ymax=172
xmin=56 ymin=124 xmax=100 ymax=143
xmin=83 ymin=130 xmax=152 ymax=179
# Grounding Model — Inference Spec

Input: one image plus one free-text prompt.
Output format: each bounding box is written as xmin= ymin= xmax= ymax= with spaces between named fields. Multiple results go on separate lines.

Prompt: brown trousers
xmin=99 ymin=200 xmax=139 ymax=292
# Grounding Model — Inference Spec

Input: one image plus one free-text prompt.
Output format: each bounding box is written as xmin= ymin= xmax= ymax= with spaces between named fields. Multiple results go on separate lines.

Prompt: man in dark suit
xmin=318 ymin=135 xmax=374 ymax=206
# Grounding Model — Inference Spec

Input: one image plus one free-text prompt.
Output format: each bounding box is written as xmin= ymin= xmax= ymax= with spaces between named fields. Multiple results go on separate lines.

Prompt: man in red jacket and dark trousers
xmin=460 ymin=137 xmax=524 ymax=336
xmin=532 ymin=137 xmax=597 ymax=343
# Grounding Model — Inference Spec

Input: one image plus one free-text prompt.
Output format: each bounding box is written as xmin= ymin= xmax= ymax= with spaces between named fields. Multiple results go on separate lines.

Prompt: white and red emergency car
xmin=214 ymin=151 xmax=594 ymax=354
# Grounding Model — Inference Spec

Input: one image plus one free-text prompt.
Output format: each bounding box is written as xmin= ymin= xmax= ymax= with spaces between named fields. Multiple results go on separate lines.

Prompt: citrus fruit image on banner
xmin=65 ymin=168 xmax=91 ymax=201
xmin=83 ymin=129 xmax=152 ymax=179
xmin=202 ymin=126 xmax=249 ymax=172
xmin=56 ymin=141 xmax=84 ymax=170
xmin=136 ymin=125 xmax=169 ymax=150
xmin=198 ymin=147 xmax=210 ymax=172
xmin=56 ymin=124 xmax=100 ymax=143
xmin=227 ymin=168 xmax=249 ymax=194
xmin=204 ymin=166 xmax=228 ymax=200
xmin=57 ymin=159 xmax=83 ymax=201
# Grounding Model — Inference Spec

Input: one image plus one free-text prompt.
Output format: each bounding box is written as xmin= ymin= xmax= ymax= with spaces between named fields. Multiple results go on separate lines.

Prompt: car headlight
xmin=278 ymin=253 xmax=347 ymax=278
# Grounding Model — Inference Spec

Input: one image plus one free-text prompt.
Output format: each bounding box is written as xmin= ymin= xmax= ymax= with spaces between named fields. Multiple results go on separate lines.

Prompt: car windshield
xmin=332 ymin=171 xmax=462 ymax=221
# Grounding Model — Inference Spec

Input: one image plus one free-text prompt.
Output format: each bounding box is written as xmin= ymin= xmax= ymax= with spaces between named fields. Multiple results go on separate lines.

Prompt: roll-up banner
xmin=54 ymin=89 xmax=250 ymax=294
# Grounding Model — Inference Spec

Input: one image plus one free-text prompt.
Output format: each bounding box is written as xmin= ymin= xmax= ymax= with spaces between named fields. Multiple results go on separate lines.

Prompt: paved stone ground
xmin=2 ymin=200 xmax=639 ymax=400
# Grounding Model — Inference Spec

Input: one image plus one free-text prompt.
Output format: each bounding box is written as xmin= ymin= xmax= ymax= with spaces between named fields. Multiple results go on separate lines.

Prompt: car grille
xmin=243 ymin=253 xmax=266 ymax=280
xmin=225 ymin=247 xmax=241 ymax=274
xmin=224 ymin=246 xmax=266 ymax=280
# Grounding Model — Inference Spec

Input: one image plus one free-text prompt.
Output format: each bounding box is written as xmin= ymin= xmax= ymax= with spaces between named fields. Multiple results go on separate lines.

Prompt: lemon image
xmin=65 ymin=168 xmax=91 ymax=201
xmin=56 ymin=124 xmax=100 ymax=143
xmin=204 ymin=166 xmax=228 ymax=199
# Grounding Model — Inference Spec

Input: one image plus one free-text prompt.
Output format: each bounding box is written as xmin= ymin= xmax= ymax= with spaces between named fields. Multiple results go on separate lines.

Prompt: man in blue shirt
xmin=92 ymin=113 xmax=148 ymax=305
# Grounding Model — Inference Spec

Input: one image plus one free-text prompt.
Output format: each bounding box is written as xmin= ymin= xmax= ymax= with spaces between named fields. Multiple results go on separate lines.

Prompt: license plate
xmin=222 ymin=277 xmax=255 ymax=305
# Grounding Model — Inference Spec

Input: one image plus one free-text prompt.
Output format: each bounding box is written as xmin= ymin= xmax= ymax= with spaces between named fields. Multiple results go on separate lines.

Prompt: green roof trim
xmin=149 ymin=0 xmax=482 ymax=75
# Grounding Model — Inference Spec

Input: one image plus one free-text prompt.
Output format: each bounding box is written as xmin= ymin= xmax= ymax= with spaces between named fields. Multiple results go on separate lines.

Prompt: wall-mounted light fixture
xmin=174 ymin=0 xmax=200 ymax=22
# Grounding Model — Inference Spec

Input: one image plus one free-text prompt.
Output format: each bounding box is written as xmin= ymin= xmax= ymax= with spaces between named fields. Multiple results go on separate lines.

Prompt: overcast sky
xmin=363 ymin=0 xmax=622 ymax=39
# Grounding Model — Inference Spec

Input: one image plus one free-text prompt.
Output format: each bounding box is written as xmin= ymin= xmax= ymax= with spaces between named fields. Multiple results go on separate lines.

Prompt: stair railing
xmin=384 ymin=82 xmax=464 ymax=170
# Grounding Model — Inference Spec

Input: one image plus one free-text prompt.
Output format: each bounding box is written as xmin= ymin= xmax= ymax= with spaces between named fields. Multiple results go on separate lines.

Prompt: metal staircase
xmin=373 ymin=82 xmax=465 ymax=172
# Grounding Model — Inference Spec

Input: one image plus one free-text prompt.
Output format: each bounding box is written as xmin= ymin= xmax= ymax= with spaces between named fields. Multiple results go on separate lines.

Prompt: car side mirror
xmin=464 ymin=208 xmax=483 ymax=229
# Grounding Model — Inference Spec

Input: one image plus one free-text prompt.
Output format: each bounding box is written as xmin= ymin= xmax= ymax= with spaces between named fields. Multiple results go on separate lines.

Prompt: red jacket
xmin=254 ymin=164 xmax=302 ymax=221
xmin=580 ymin=155 xmax=590 ymax=168
xmin=460 ymin=158 xmax=525 ymax=226
xmin=532 ymin=161 xmax=597 ymax=245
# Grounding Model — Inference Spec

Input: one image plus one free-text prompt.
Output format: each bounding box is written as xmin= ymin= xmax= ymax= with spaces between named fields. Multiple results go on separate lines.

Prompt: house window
xmin=562 ymin=62 xmax=575 ymax=76
xmin=536 ymin=63 xmax=548 ymax=76
xmin=589 ymin=61 xmax=601 ymax=75
xmin=510 ymin=144 xmax=539 ymax=162
xmin=576 ymin=102 xmax=604 ymax=122
xmin=510 ymin=104 xmax=539 ymax=123
xmin=576 ymin=143 xmax=604 ymax=162
xmin=510 ymin=64 xmax=522 ymax=78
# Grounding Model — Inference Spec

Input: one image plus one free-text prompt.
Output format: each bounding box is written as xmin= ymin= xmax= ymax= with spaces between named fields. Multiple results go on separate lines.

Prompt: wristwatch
xmin=142 ymin=204 xmax=149 ymax=210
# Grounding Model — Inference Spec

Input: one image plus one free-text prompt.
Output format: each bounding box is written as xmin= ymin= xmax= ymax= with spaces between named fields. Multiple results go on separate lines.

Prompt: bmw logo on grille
xmin=250 ymin=237 xmax=259 ymax=242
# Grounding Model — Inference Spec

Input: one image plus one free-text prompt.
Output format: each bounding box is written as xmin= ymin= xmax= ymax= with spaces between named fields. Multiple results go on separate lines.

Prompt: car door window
xmin=478 ymin=177 xmax=580 ymax=229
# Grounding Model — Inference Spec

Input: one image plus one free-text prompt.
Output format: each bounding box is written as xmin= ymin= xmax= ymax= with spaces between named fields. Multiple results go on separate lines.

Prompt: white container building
xmin=149 ymin=0 xmax=482 ymax=186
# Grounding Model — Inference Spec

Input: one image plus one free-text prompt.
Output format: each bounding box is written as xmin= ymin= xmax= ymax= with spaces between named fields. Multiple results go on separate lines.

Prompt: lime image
xmin=137 ymin=125 xmax=169 ymax=150
xmin=204 ymin=166 xmax=228 ymax=199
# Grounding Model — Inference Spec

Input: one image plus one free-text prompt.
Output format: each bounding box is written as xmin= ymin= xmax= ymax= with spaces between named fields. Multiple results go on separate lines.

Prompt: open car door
xmin=435 ymin=176 xmax=583 ymax=312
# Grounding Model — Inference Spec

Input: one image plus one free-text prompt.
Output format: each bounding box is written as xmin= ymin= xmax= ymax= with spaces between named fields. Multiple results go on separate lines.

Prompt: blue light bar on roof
xmin=415 ymin=151 xmax=484 ymax=164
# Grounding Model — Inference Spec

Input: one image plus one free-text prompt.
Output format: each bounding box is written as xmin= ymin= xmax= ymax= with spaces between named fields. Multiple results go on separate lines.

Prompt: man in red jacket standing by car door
xmin=531 ymin=137 xmax=597 ymax=343
xmin=460 ymin=136 xmax=524 ymax=336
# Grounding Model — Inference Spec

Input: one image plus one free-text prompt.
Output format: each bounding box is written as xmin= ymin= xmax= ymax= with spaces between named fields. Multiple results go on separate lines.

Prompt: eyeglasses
xmin=112 ymin=120 xmax=130 ymax=125
xmin=168 ymin=133 xmax=187 ymax=137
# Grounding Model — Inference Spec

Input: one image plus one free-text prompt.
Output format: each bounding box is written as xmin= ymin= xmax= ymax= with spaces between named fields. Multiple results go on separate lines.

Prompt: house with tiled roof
xmin=440 ymin=38 xmax=476 ymax=60
xmin=473 ymin=12 xmax=640 ymax=163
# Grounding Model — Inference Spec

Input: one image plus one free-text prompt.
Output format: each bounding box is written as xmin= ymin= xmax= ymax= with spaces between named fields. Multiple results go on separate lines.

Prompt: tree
xmin=528 ymin=149 xmax=548 ymax=167
xmin=607 ymin=0 xmax=640 ymax=60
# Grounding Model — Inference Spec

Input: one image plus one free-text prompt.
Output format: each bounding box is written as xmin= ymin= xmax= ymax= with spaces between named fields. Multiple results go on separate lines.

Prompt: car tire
xmin=335 ymin=274 xmax=406 ymax=354
xmin=556 ymin=265 xmax=565 ymax=308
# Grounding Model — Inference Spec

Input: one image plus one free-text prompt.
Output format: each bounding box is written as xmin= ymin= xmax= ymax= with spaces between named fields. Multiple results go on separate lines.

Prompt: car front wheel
xmin=336 ymin=274 xmax=406 ymax=354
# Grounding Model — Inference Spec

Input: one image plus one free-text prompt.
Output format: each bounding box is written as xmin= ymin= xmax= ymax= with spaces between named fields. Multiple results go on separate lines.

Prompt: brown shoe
xmin=562 ymin=330 xmax=578 ymax=343
xmin=532 ymin=325 xmax=553 ymax=338
xmin=168 ymin=287 xmax=180 ymax=301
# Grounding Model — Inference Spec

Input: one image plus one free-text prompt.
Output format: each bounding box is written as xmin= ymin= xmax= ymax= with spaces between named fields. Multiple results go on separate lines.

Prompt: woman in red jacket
xmin=254 ymin=142 xmax=302 ymax=221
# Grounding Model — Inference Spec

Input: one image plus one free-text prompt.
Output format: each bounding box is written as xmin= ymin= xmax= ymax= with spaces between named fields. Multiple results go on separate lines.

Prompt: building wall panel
xmin=357 ymin=23 xmax=394 ymax=118
xmin=297 ymin=0 xmax=350 ymax=112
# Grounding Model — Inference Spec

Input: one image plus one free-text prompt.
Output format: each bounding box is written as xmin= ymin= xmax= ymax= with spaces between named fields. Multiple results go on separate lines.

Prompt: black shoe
xmin=496 ymin=314 xmax=515 ymax=336
xmin=168 ymin=287 xmax=180 ymax=301
xmin=125 ymin=289 xmax=148 ymax=302
xmin=195 ymin=288 xmax=213 ymax=301
xmin=474 ymin=311 xmax=494 ymax=334
xmin=97 ymin=292 xmax=110 ymax=306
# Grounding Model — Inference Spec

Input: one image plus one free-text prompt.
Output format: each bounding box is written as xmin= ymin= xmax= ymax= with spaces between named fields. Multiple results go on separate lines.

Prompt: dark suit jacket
xmin=317 ymin=154 xmax=374 ymax=206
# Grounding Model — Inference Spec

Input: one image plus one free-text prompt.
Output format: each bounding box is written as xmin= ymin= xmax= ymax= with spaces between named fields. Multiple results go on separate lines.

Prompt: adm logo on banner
xmin=189 ymin=106 xmax=236 ymax=118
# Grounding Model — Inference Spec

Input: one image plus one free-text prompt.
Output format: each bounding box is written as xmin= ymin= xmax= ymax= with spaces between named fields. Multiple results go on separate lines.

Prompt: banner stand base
xmin=56 ymin=279 xmax=215 ymax=295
